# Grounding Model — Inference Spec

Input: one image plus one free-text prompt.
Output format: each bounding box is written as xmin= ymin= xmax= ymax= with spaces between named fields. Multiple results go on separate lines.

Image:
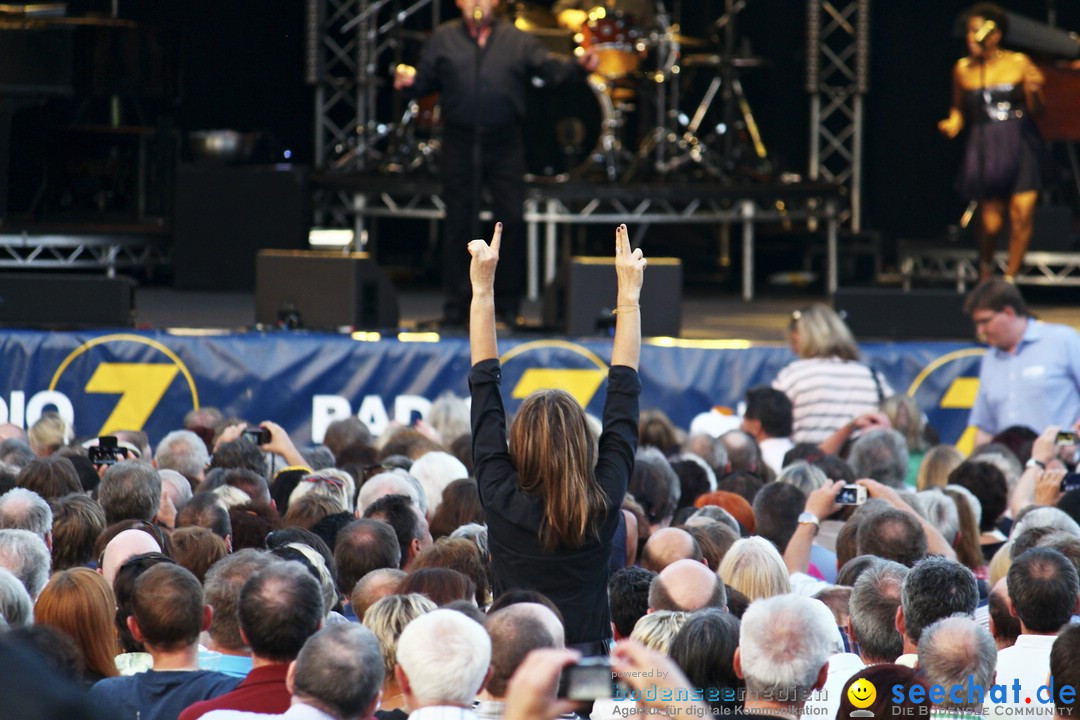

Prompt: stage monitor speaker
xmin=0 ymin=273 xmax=134 ymax=328
xmin=256 ymin=250 xmax=400 ymax=330
xmin=174 ymin=165 xmax=310 ymax=291
xmin=834 ymin=287 xmax=971 ymax=340
xmin=542 ymin=256 xmax=682 ymax=337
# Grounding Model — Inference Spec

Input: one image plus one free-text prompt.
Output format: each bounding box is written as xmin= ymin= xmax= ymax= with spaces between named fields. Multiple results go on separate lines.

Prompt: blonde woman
xmin=630 ymin=610 xmax=689 ymax=654
xmin=916 ymin=445 xmax=965 ymax=491
xmin=718 ymin=536 xmax=791 ymax=602
xmin=468 ymin=223 xmax=645 ymax=652
xmin=362 ymin=593 xmax=437 ymax=710
xmin=773 ymin=304 xmax=892 ymax=445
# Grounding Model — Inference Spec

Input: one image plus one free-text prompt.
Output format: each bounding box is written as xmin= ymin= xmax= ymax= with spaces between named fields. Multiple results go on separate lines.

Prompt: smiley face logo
xmin=847 ymin=678 xmax=877 ymax=709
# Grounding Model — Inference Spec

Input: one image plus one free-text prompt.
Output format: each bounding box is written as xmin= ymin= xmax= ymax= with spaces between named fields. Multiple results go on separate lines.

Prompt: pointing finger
xmin=491 ymin=222 xmax=502 ymax=255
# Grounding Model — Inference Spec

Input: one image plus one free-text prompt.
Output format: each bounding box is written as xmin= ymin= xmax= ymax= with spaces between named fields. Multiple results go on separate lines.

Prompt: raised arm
xmin=469 ymin=222 xmax=501 ymax=365
xmin=938 ymin=62 xmax=965 ymax=139
xmin=611 ymin=224 xmax=647 ymax=370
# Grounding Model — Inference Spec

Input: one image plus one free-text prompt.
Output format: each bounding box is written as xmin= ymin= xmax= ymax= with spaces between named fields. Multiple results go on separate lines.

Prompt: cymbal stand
xmin=623 ymin=0 xmax=683 ymax=180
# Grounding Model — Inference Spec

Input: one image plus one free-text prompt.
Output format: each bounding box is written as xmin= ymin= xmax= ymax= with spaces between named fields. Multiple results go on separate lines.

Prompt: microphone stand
xmin=977 ymin=49 xmax=989 ymax=276
xmin=471 ymin=12 xmax=484 ymax=246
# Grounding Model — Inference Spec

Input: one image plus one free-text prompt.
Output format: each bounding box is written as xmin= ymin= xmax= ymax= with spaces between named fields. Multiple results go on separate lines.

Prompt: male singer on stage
xmin=395 ymin=0 xmax=597 ymax=328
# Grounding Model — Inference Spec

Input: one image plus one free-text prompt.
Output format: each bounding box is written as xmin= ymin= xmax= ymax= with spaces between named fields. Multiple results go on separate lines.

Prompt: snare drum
xmin=524 ymin=78 xmax=613 ymax=183
xmin=577 ymin=7 xmax=642 ymax=80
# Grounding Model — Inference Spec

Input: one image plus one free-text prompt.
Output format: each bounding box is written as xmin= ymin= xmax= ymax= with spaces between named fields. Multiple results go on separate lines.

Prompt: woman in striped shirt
xmin=773 ymin=303 xmax=893 ymax=446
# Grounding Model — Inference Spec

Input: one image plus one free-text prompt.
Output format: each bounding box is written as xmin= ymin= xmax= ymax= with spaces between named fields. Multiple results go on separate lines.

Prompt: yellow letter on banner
xmin=84 ymin=363 xmax=180 ymax=435
xmin=940 ymin=377 xmax=981 ymax=456
xmin=512 ymin=369 xmax=607 ymax=408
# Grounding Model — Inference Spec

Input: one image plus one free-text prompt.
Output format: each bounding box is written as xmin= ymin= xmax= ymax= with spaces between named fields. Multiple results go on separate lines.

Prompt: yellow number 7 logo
xmin=84 ymin=363 xmax=180 ymax=436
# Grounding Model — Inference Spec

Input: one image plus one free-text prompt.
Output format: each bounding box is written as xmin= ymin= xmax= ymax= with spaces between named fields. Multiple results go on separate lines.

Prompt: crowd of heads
xmin=2 ymin=284 xmax=1080 ymax=720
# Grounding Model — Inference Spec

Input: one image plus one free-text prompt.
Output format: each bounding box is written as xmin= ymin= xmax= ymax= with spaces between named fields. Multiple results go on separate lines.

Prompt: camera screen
xmin=88 ymin=446 xmax=122 ymax=465
xmin=242 ymin=428 xmax=270 ymax=446
xmin=836 ymin=486 xmax=858 ymax=504
xmin=558 ymin=663 xmax=614 ymax=701
xmin=1056 ymin=431 xmax=1078 ymax=446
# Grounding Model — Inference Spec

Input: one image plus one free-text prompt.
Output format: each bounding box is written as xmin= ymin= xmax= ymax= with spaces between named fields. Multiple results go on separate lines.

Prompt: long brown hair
xmin=509 ymin=389 xmax=606 ymax=551
xmin=35 ymin=567 xmax=120 ymax=679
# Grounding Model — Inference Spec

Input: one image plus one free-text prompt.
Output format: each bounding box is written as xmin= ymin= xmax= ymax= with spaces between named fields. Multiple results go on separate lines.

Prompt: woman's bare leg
xmin=978 ymin=199 xmax=1006 ymax=281
xmin=1007 ymin=190 xmax=1038 ymax=279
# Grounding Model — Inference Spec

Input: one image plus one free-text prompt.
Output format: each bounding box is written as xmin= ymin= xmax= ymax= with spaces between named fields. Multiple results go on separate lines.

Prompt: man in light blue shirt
xmin=966 ymin=279 xmax=1080 ymax=446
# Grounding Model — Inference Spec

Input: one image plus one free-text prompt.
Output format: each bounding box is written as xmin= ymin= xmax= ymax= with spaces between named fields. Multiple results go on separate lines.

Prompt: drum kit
xmin=366 ymin=0 xmax=769 ymax=184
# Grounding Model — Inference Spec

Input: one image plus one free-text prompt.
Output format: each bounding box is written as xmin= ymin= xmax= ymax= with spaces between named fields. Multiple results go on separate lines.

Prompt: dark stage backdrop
xmin=39 ymin=1 xmax=1080 ymax=243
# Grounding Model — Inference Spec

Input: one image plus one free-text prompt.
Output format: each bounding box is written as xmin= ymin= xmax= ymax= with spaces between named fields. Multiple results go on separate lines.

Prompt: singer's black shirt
xmin=410 ymin=18 xmax=586 ymax=129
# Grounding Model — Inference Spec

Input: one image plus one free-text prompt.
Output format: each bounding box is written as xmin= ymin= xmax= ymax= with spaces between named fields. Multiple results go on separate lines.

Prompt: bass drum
xmin=524 ymin=78 xmax=612 ymax=183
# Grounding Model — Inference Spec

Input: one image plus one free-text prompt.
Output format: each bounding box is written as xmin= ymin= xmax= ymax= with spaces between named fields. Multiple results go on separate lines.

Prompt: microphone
xmin=473 ymin=5 xmax=484 ymax=25
xmin=974 ymin=19 xmax=996 ymax=45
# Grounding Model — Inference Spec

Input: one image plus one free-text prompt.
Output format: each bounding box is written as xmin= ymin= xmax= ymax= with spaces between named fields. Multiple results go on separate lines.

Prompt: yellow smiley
xmin=847 ymin=678 xmax=877 ymax=709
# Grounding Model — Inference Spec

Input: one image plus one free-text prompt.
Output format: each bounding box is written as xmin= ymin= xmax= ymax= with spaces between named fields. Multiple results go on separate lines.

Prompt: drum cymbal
xmin=669 ymin=33 xmax=707 ymax=47
xmin=512 ymin=2 xmax=557 ymax=31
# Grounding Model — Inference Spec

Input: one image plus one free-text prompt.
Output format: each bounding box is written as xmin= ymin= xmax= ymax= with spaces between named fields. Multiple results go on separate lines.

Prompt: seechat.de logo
xmin=848 ymin=678 xmax=877 ymax=717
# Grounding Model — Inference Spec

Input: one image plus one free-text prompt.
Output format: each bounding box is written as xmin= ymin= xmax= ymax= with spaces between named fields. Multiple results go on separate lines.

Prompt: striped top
xmin=773 ymin=357 xmax=893 ymax=445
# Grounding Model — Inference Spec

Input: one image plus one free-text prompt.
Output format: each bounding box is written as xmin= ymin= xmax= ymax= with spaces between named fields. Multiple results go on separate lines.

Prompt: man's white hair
xmin=159 ymin=469 xmax=193 ymax=507
xmin=0 ymin=529 xmax=50 ymax=600
xmin=0 ymin=566 xmax=32 ymax=627
xmin=410 ymin=452 xmax=468 ymax=517
xmin=1012 ymin=506 xmax=1080 ymax=539
xmin=0 ymin=488 xmax=52 ymax=539
xmin=918 ymin=489 xmax=959 ymax=544
xmin=738 ymin=594 xmax=836 ymax=700
xmin=396 ymin=608 xmax=491 ymax=706
xmin=358 ymin=470 xmax=425 ymax=516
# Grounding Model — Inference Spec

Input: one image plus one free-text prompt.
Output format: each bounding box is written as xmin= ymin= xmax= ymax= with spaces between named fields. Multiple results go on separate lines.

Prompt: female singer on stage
xmin=938 ymin=3 xmax=1045 ymax=282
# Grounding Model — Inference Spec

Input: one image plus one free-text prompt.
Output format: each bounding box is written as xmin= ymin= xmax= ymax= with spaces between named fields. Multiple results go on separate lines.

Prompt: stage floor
xmin=133 ymin=283 xmax=1080 ymax=342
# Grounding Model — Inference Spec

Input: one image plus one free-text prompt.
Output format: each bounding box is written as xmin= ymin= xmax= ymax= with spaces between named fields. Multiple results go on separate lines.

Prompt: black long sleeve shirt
xmin=411 ymin=19 xmax=587 ymax=129
xmin=470 ymin=358 xmax=640 ymax=646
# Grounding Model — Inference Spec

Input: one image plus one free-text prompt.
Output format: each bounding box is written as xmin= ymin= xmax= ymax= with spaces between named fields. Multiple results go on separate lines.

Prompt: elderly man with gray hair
xmin=734 ymin=594 xmax=838 ymax=716
xmin=0 ymin=528 xmax=50 ymax=600
xmin=98 ymin=460 xmax=163 ymax=525
xmin=156 ymin=429 xmax=210 ymax=490
xmin=396 ymin=608 xmax=491 ymax=719
xmin=477 ymin=603 xmax=564 ymax=720
xmin=918 ymin=616 xmax=996 ymax=714
xmin=0 ymin=487 xmax=52 ymax=546
xmin=201 ymin=623 xmax=384 ymax=720
xmin=848 ymin=559 xmax=909 ymax=665
xmin=849 ymin=428 xmax=909 ymax=489
xmin=357 ymin=470 xmax=427 ymax=517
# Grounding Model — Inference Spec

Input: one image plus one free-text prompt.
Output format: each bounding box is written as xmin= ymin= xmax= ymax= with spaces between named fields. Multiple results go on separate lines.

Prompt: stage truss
xmin=319 ymin=175 xmax=843 ymax=301
xmin=0 ymin=233 xmax=170 ymax=275
xmin=807 ymin=0 xmax=869 ymax=231
xmin=900 ymin=243 xmax=1080 ymax=291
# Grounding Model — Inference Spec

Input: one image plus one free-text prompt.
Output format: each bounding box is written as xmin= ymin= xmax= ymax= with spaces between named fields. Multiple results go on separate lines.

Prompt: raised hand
xmin=614 ymin=224 xmax=646 ymax=306
xmin=468 ymin=222 xmax=502 ymax=296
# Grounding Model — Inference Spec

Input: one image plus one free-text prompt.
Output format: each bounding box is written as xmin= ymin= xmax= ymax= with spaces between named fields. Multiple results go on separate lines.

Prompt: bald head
xmin=640 ymin=527 xmax=703 ymax=573
xmin=100 ymin=528 xmax=162 ymax=586
xmin=648 ymin=558 xmax=726 ymax=612
xmin=350 ymin=567 xmax=407 ymax=621
xmin=484 ymin=602 xmax=564 ymax=698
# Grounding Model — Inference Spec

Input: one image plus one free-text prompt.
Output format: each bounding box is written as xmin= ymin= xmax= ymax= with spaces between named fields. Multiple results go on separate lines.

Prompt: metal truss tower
xmin=307 ymin=0 xmax=440 ymax=229
xmin=806 ymin=0 xmax=870 ymax=231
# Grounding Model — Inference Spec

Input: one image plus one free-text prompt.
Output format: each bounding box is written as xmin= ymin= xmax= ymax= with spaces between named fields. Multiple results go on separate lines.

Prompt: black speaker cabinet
xmin=834 ymin=288 xmax=971 ymax=340
xmin=256 ymin=250 xmax=400 ymax=330
xmin=0 ymin=273 xmax=134 ymax=328
xmin=542 ymin=256 xmax=682 ymax=337
xmin=174 ymin=165 xmax=310 ymax=291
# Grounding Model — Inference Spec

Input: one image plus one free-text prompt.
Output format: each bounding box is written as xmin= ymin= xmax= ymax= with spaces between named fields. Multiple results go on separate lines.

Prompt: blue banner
xmin=0 ymin=330 xmax=984 ymax=452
